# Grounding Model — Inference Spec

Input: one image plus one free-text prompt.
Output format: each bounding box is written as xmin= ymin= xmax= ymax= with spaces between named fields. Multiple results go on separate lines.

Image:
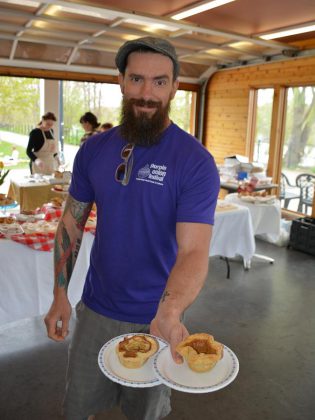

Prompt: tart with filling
xmin=51 ymin=196 xmax=64 ymax=208
xmin=0 ymin=216 xmax=15 ymax=224
xmin=116 ymin=335 xmax=159 ymax=369
xmin=176 ymin=333 xmax=223 ymax=373
xmin=54 ymin=170 xmax=63 ymax=179
xmin=0 ymin=195 xmax=14 ymax=206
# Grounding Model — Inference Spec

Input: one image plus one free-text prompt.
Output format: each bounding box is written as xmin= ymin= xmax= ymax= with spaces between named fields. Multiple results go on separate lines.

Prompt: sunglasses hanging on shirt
xmin=115 ymin=143 xmax=135 ymax=186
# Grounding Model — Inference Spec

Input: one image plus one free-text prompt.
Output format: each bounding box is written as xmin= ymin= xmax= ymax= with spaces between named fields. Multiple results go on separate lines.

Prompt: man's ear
xmin=118 ymin=73 xmax=124 ymax=94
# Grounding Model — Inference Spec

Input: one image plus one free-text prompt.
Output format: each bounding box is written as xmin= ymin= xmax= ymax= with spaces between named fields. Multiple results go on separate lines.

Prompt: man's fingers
xmin=45 ymin=318 xmax=66 ymax=341
xmin=169 ymin=325 xmax=189 ymax=364
xmin=60 ymin=319 xmax=69 ymax=338
xmin=170 ymin=346 xmax=183 ymax=364
xmin=44 ymin=300 xmax=71 ymax=342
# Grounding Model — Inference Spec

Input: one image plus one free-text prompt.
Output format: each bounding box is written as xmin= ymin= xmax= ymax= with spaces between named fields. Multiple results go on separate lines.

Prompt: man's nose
xmin=140 ymin=80 xmax=153 ymax=99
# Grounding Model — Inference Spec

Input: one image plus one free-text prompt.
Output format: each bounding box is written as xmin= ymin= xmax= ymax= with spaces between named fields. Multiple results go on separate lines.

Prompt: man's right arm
xmin=44 ymin=194 xmax=93 ymax=341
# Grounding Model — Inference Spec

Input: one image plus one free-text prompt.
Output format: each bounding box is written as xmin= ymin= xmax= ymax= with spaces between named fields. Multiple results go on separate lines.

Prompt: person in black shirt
xmin=26 ymin=112 xmax=59 ymax=174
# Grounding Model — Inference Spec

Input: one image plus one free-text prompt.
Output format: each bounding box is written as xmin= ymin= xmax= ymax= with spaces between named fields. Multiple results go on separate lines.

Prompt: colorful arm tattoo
xmin=54 ymin=196 xmax=93 ymax=289
xmin=64 ymin=195 xmax=92 ymax=232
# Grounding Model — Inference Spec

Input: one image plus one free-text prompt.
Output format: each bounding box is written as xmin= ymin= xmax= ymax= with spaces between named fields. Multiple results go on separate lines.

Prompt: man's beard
xmin=119 ymin=97 xmax=171 ymax=146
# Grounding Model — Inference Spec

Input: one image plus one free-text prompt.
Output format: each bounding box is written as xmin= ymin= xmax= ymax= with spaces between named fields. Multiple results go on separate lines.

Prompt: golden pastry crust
xmin=54 ymin=171 xmax=63 ymax=179
xmin=51 ymin=196 xmax=64 ymax=208
xmin=0 ymin=216 xmax=15 ymax=224
xmin=0 ymin=195 xmax=14 ymax=206
xmin=116 ymin=335 xmax=159 ymax=369
xmin=176 ymin=333 xmax=223 ymax=373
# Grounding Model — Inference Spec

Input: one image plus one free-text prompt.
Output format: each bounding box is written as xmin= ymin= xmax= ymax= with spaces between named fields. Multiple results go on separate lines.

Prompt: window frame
xmin=247 ymin=84 xmax=315 ymax=217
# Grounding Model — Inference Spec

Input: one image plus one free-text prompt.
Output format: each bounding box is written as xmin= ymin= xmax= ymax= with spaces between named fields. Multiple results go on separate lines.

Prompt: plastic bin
xmin=289 ymin=217 xmax=315 ymax=256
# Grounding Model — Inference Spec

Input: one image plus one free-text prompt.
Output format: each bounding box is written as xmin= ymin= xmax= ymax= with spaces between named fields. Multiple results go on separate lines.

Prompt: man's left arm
xmin=150 ymin=221 xmax=212 ymax=363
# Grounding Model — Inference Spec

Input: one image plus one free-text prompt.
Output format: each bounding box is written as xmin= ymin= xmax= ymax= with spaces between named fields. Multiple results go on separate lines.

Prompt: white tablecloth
xmin=210 ymin=205 xmax=255 ymax=262
xmin=225 ymin=193 xmax=281 ymax=236
xmin=0 ymin=232 xmax=94 ymax=326
xmin=0 ymin=207 xmax=255 ymax=325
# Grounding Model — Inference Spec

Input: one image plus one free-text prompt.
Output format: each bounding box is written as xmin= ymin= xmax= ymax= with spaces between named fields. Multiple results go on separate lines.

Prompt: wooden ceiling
xmin=0 ymin=0 xmax=315 ymax=83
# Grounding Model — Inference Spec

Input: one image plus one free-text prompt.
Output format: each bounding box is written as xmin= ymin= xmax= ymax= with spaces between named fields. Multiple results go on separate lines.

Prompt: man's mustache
xmin=129 ymin=98 xmax=161 ymax=109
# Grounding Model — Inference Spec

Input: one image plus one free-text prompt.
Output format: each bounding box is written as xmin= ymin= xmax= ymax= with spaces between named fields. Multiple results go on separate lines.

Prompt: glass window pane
xmin=281 ymin=86 xmax=315 ymax=215
xmin=63 ymin=82 xmax=196 ymax=145
xmin=170 ymin=90 xmax=196 ymax=134
xmin=253 ymin=88 xmax=274 ymax=165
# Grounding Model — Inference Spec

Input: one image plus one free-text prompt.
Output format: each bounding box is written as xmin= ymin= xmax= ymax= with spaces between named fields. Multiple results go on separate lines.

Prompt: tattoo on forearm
xmin=64 ymin=226 xmax=73 ymax=283
xmin=161 ymin=290 xmax=170 ymax=302
xmin=54 ymin=221 xmax=78 ymax=289
xmin=54 ymin=197 xmax=90 ymax=290
xmin=65 ymin=196 xmax=92 ymax=231
xmin=74 ymin=238 xmax=81 ymax=259
xmin=54 ymin=242 xmax=67 ymax=288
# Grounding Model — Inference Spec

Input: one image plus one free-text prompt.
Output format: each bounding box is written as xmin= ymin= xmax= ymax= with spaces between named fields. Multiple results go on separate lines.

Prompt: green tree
xmin=0 ymin=77 xmax=195 ymax=144
xmin=284 ymin=87 xmax=315 ymax=168
xmin=0 ymin=77 xmax=40 ymax=131
xmin=63 ymin=81 xmax=122 ymax=144
xmin=170 ymin=91 xmax=193 ymax=133
xmin=256 ymin=102 xmax=273 ymax=142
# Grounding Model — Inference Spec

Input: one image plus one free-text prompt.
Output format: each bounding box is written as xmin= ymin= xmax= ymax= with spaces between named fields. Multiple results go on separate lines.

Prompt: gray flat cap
xmin=115 ymin=36 xmax=180 ymax=79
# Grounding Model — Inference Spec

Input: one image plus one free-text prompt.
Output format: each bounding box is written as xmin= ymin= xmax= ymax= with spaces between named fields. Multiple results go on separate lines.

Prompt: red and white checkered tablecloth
xmin=43 ymin=207 xmax=63 ymax=221
xmin=8 ymin=224 xmax=96 ymax=251
xmin=10 ymin=232 xmax=55 ymax=251
xmin=0 ymin=205 xmax=97 ymax=251
xmin=84 ymin=225 xmax=96 ymax=235
xmin=38 ymin=204 xmax=96 ymax=222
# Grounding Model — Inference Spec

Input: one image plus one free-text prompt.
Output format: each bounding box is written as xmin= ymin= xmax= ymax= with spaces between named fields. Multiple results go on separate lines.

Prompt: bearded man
xmin=44 ymin=37 xmax=220 ymax=420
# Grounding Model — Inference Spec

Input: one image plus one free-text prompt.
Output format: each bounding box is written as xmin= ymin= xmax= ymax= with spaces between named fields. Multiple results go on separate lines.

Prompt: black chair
xmin=279 ymin=172 xmax=300 ymax=209
xmin=296 ymin=173 xmax=315 ymax=213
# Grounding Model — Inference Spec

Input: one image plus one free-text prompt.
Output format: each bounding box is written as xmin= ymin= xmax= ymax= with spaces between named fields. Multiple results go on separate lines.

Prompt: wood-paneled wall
xmin=203 ymin=55 xmax=315 ymax=164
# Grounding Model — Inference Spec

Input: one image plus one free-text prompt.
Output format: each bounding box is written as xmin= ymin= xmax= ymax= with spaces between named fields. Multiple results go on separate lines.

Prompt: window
xmin=62 ymin=81 xmax=197 ymax=145
xmin=248 ymin=85 xmax=315 ymax=216
xmin=281 ymin=86 xmax=315 ymax=214
xmin=252 ymin=88 xmax=274 ymax=166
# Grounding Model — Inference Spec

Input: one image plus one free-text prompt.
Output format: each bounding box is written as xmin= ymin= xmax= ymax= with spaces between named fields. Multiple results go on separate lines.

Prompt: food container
xmin=289 ymin=217 xmax=315 ymax=256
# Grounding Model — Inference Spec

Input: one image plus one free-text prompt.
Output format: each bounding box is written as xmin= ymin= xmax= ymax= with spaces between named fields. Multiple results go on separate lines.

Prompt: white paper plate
xmin=153 ymin=344 xmax=239 ymax=393
xmin=239 ymin=195 xmax=255 ymax=203
xmin=16 ymin=213 xmax=45 ymax=222
xmin=98 ymin=333 xmax=167 ymax=388
xmin=51 ymin=187 xmax=69 ymax=194
xmin=0 ymin=223 xmax=24 ymax=236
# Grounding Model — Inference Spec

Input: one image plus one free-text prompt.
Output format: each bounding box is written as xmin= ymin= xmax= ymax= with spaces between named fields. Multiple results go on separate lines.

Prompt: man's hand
xmin=44 ymin=296 xmax=72 ymax=342
xmin=150 ymin=223 xmax=212 ymax=363
xmin=150 ymin=316 xmax=189 ymax=363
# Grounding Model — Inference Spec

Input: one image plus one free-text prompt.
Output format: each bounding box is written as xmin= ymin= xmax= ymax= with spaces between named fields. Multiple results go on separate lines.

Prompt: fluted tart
xmin=116 ymin=335 xmax=159 ymax=369
xmin=176 ymin=333 xmax=223 ymax=373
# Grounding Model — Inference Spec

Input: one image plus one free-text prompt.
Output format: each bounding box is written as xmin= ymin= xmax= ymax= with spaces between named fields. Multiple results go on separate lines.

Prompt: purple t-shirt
xmin=69 ymin=123 xmax=220 ymax=324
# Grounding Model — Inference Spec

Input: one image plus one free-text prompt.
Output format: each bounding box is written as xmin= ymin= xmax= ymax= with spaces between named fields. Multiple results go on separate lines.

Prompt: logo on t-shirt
xmin=136 ymin=163 xmax=167 ymax=186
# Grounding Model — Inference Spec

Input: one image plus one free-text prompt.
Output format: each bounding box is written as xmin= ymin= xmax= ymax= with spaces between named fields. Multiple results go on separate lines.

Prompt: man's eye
xmin=155 ymin=80 xmax=167 ymax=87
xmin=131 ymin=77 xmax=141 ymax=83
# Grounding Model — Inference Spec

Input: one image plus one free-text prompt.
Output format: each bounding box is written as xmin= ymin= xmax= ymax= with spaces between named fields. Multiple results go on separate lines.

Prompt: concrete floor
xmin=1 ymin=239 xmax=314 ymax=420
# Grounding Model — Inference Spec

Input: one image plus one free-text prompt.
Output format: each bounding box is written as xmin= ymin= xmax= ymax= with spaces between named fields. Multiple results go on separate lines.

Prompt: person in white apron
xmin=26 ymin=112 xmax=60 ymax=175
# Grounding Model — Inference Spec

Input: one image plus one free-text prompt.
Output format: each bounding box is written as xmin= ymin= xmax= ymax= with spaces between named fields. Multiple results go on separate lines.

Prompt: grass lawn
xmin=0 ymin=140 xmax=29 ymax=169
